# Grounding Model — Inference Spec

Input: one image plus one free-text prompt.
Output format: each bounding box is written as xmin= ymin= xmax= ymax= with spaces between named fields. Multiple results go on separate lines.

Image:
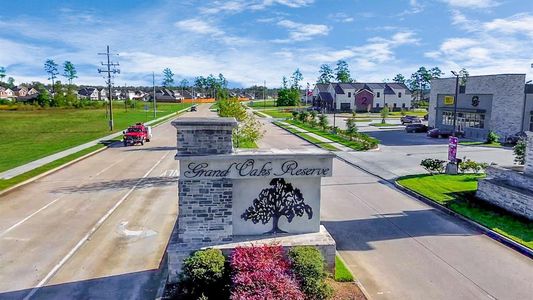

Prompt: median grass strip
xmin=274 ymin=122 xmax=339 ymax=151
xmin=0 ymin=143 xmax=109 ymax=191
xmin=260 ymin=109 xmax=293 ymax=119
xmin=0 ymin=102 xmax=191 ymax=173
xmin=397 ymin=174 xmax=533 ymax=249
xmin=286 ymin=120 xmax=378 ymax=151
xmin=335 ymin=255 xmax=354 ymax=282
xmin=369 ymin=122 xmax=401 ymax=127
xmin=459 ymin=141 xmax=503 ymax=148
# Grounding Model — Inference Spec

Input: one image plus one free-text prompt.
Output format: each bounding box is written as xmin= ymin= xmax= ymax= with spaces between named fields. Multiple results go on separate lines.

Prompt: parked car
xmin=423 ymin=114 xmax=428 ymax=121
xmin=427 ymin=128 xmax=464 ymax=138
xmin=400 ymin=115 xmax=421 ymax=124
xmin=190 ymin=105 xmax=197 ymax=112
xmin=505 ymin=131 xmax=527 ymax=145
xmin=405 ymin=123 xmax=428 ymax=133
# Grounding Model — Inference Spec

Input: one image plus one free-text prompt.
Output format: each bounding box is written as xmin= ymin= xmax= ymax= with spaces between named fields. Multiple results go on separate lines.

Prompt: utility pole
xmin=263 ymin=80 xmax=266 ymax=110
xmin=153 ymin=72 xmax=157 ymax=119
xmin=98 ymin=45 xmax=120 ymax=131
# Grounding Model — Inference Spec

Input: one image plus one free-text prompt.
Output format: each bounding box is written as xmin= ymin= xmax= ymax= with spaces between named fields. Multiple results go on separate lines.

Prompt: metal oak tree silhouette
xmin=241 ymin=178 xmax=313 ymax=234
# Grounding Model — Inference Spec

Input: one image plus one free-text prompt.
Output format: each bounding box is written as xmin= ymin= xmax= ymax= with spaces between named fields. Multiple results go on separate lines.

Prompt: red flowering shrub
xmin=230 ymin=245 xmax=304 ymax=300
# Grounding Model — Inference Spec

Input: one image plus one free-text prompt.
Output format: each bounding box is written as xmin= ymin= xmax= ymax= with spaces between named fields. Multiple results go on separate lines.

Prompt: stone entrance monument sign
xmin=167 ymin=118 xmax=336 ymax=282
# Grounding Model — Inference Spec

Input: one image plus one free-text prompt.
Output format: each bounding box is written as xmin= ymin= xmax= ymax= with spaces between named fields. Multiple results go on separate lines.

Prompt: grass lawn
xmin=246 ymin=100 xmax=278 ymax=108
xmin=459 ymin=141 xmax=503 ymax=148
xmin=260 ymin=109 xmax=293 ymax=119
xmin=335 ymin=255 xmax=354 ymax=282
xmin=0 ymin=143 xmax=108 ymax=191
xmin=0 ymin=102 xmax=191 ymax=173
xmin=235 ymin=140 xmax=258 ymax=149
xmin=287 ymin=120 xmax=378 ymax=151
xmin=369 ymin=122 xmax=402 ymax=127
xmin=274 ymin=122 xmax=339 ymax=151
xmin=397 ymin=174 xmax=533 ymax=249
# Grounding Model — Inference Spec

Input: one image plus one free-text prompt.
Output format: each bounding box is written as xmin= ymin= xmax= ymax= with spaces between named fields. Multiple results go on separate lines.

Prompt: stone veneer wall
xmin=476 ymin=165 xmax=533 ymax=220
xmin=525 ymin=132 xmax=533 ymax=176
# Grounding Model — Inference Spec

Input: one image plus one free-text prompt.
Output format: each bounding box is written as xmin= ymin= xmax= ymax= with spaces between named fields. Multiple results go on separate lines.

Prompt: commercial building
xmin=312 ymin=82 xmax=411 ymax=112
xmin=429 ymin=74 xmax=533 ymax=141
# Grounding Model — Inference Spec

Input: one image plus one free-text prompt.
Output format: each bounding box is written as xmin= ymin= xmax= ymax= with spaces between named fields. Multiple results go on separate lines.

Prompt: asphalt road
xmin=0 ymin=104 xmax=215 ymax=299
xmin=262 ymin=119 xmax=533 ymax=300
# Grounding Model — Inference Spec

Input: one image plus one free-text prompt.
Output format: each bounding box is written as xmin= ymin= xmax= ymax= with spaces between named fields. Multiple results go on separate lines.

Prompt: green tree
xmin=63 ymin=61 xmax=77 ymax=85
xmin=317 ymin=64 xmax=334 ymax=84
xmin=6 ymin=77 xmax=15 ymax=89
xmin=291 ymin=68 xmax=303 ymax=90
xmin=44 ymin=59 xmax=59 ymax=93
xmin=514 ymin=139 xmax=526 ymax=165
xmin=162 ymin=68 xmax=174 ymax=87
xmin=180 ymin=78 xmax=189 ymax=88
xmin=318 ymin=114 xmax=328 ymax=130
xmin=0 ymin=66 xmax=6 ymax=83
xmin=392 ymin=73 xmax=406 ymax=84
xmin=380 ymin=106 xmax=390 ymax=124
xmin=277 ymin=88 xmax=299 ymax=106
xmin=345 ymin=117 xmax=358 ymax=140
xmin=218 ymin=73 xmax=227 ymax=88
xmin=459 ymin=68 xmax=469 ymax=86
xmin=335 ymin=60 xmax=352 ymax=83
xmin=281 ymin=76 xmax=289 ymax=89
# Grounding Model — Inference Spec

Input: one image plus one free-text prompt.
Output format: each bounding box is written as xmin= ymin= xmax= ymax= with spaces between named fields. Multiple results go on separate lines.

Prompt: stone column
xmin=525 ymin=132 xmax=533 ymax=176
xmin=168 ymin=117 xmax=237 ymax=282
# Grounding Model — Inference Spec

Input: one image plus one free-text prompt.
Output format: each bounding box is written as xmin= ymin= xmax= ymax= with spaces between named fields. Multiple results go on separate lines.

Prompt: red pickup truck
xmin=123 ymin=123 xmax=152 ymax=146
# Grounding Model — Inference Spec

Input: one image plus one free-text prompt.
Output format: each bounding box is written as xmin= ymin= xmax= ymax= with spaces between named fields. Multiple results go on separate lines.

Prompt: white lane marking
xmin=0 ymin=195 xmax=65 ymax=238
xmin=117 ymin=221 xmax=156 ymax=237
xmin=23 ymin=151 xmax=170 ymax=300
xmin=0 ymin=156 xmax=130 ymax=238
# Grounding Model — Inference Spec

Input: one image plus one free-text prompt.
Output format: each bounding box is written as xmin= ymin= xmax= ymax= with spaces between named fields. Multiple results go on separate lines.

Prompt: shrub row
xmin=421 ymin=158 xmax=489 ymax=175
xmin=179 ymin=245 xmax=335 ymax=300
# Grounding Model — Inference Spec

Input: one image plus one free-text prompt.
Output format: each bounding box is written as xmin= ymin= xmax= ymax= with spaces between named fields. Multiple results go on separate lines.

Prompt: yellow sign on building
xmin=444 ymin=96 xmax=455 ymax=105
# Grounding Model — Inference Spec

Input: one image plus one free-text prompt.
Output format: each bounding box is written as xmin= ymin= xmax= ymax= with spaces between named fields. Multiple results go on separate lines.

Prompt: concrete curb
xmin=272 ymin=121 xmax=335 ymax=151
xmin=394 ymin=181 xmax=533 ymax=259
xmin=154 ymin=254 xmax=169 ymax=300
xmin=335 ymin=251 xmax=372 ymax=300
xmin=0 ymin=108 xmax=189 ymax=197
xmin=335 ymin=153 xmax=533 ymax=259
xmin=0 ymin=145 xmax=111 ymax=197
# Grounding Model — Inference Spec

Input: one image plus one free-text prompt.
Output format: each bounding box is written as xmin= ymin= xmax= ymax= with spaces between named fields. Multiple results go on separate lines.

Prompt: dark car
xmin=190 ymin=105 xmax=197 ymax=112
xmin=423 ymin=114 xmax=428 ymax=121
xmin=427 ymin=128 xmax=453 ymax=138
xmin=405 ymin=123 xmax=428 ymax=133
xmin=401 ymin=115 xmax=421 ymax=124
xmin=505 ymin=131 xmax=527 ymax=145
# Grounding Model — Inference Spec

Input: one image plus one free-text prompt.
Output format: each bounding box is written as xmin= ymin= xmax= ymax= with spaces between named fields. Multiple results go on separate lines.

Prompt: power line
xmin=98 ymin=45 xmax=120 ymax=131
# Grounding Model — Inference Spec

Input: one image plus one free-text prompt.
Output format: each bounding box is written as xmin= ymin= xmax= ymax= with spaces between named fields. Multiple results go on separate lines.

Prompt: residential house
xmin=0 ymin=87 xmax=15 ymax=99
xmin=12 ymin=86 xmax=28 ymax=97
xmin=155 ymin=88 xmax=177 ymax=102
xmin=27 ymin=87 xmax=39 ymax=95
xmin=312 ymin=82 xmax=411 ymax=112
xmin=98 ymin=88 xmax=108 ymax=101
xmin=78 ymin=87 xmax=99 ymax=100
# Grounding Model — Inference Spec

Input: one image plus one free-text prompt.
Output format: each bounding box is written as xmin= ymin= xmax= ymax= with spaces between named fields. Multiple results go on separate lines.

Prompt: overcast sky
xmin=1 ymin=0 xmax=532 ymax=87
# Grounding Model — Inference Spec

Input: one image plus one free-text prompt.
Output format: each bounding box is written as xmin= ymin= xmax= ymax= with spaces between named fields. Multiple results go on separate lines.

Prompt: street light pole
xmin=451 ymin=71 xmax=460 ymax=136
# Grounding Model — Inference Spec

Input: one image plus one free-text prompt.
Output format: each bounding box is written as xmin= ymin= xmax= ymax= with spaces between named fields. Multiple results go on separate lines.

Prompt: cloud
xmin=175 ymin=19 xmax=224 ymax=35
xmin=328 ymin=12 xmax=354 ymax=23
xmin=200 ymin=0 xmax=314 ymax=14
xmin=441 ymin=0 xmax=500 ymax=8
xmin=276 ymin=20 xmax=330 ymax=41
xmin=483 ymin=13 xmax=533 ymax=38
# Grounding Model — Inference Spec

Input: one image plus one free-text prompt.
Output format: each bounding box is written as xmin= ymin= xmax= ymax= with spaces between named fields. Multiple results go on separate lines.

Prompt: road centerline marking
xmin=22 ymin=150 xmax=171 ymax=300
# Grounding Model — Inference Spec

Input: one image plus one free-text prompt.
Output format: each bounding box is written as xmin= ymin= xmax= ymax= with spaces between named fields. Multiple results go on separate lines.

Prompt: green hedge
xmin=288 ymin=246 xmax=333 ymax=300
xmin=180 ymin=248 xmax=229 ymax=299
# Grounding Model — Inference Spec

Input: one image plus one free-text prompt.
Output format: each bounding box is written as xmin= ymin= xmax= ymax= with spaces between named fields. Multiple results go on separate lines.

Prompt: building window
xmin=530 ymin=114 xmax=533 ymax=131
xmin=348 ymin=92 xmax=351 ymax=98
xmin=376 ymin=103 xmax=380 ymax=108
xmin=393 ymin=103 xmax=397 ymax=108
xmin=402 ymin=103 xmax=406 ymax=108
xmin=398 ymin=92 xmax=402 ymax=98
xmin=377 ymin=92 xmax=381 ymax=98
xmin=442 ymin=111 xmax=485 ymax=129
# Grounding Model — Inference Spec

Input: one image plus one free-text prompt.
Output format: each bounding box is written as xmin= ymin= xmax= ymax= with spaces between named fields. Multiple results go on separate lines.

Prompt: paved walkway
xmin=0 ymin=107 xmax=191 ymax=180
xmin=278 ymin=121 xmax=352 ymax=151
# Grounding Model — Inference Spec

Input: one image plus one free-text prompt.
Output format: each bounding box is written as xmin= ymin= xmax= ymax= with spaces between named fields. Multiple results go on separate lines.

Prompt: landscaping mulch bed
xmin=327 ymin=278 xmax=366 ymax=300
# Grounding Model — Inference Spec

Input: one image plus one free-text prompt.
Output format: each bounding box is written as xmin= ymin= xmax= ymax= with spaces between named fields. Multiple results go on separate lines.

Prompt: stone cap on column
xmin=172 ymin=117 xmax=238 ymax=157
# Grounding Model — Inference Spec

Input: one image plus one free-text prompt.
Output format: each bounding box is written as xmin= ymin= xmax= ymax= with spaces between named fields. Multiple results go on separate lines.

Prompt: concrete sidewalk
xmin=0 ymin=108 xmax=190 ymax=180
xmin=279 ymin=122 xmax=352 ymax=151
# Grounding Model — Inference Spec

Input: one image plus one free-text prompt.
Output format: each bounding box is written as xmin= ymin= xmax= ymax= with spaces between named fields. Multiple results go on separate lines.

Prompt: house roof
xmin=386 ymin=83 xmax=411 ymax=94
xmin=318 ymin=92 xmax=334 ymax=102
xmin=315 ymin=83 xmax=330 ymax=92
xmin=78 ymin=87 xmax=97 ymax=96
xmin=333 ymin=84 xmax=344 ymax=94
xmin=365 ymin=83 xmax=386 ymax=90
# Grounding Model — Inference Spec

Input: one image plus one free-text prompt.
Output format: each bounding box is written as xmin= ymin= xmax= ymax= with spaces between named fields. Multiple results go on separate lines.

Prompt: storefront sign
xmin=448 ymin=136 xmax=458 ymax=162
xmin=444 ymin=96 xmax=455 ymax=105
